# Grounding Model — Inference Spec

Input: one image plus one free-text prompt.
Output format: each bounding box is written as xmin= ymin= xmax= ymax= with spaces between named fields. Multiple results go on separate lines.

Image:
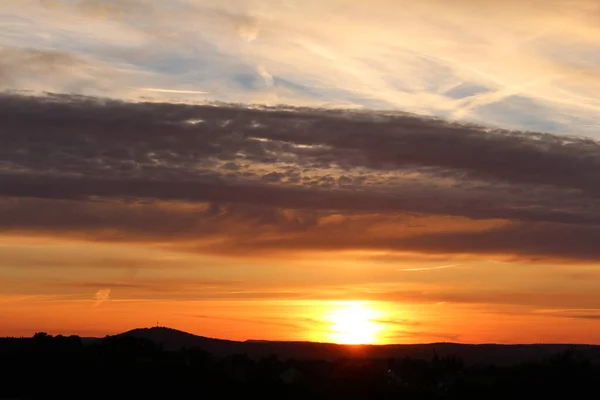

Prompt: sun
xmin=326 ymin=301 xmax=384 ymax=345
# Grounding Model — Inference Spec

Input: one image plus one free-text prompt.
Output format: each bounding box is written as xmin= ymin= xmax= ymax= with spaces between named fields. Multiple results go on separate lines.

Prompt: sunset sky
xmin=2 ymin=0 xmax=600 ymax=345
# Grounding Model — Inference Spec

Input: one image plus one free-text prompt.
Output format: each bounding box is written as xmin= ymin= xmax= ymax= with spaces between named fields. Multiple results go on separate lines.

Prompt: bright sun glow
xmin=326 ymin=301 xmax=384 ymax=345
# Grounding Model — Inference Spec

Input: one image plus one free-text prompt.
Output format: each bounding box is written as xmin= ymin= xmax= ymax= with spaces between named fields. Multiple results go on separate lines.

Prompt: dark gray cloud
xmin=2 ymin=93 xmax=600 ymax=261
xmin=2 ymin=92 xmax=600 ymax=194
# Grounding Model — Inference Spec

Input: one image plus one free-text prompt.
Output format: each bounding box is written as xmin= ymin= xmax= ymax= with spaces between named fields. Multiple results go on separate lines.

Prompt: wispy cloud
xmin=139 ymin=88 xmax=209 ymax=95
xmin=398 ymin=264 xmax=460 ymax=272
xmin=534 ymin=308 xmax=600 ymax=321
xmin=1 ymin=0 xmax=600 ymax=133
xmin=93 ymin=288 xmax=111 ymax=307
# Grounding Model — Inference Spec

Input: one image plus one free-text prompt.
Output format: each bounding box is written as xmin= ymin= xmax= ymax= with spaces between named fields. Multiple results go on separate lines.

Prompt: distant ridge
xmin=117 ymin=327 xmax=234 ymax=346
xmin=110 ymin=326 xmax=600 ymax=366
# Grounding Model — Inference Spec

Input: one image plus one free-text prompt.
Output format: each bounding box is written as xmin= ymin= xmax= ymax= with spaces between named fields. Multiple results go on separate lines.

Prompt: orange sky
xmin=2 ymin=231 xmax=600 ymax=344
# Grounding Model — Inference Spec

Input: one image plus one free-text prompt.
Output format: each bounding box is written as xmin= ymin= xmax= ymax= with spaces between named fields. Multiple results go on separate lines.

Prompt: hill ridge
xmin=108 ymin=326 xmax=600 ymax=366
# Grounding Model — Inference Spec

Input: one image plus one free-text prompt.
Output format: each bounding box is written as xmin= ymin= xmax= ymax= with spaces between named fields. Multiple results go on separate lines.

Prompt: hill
xmin=112 ymin=326 xmax=600 ymax=366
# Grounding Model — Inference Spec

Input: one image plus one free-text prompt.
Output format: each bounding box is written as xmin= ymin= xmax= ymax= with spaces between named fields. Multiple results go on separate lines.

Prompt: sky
xmin=1 ymin=0 xmax=600 ymax=345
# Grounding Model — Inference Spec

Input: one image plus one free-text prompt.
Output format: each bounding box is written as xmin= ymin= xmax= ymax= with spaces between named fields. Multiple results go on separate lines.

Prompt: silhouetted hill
xmin=111 ymin=326 xmax=600 ymax=366
xmin=116 ymin=327 xmax=235 ymax=348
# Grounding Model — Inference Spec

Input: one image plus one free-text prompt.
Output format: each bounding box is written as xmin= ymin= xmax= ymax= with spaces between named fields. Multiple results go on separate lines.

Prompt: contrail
xmin=397 ymin=264 xmax=460 ymax=272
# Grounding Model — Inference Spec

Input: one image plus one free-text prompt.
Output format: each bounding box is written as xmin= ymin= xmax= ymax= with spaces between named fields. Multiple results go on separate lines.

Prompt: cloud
xmin=534 ymin=308 xmax=600 ymax=321
xmin=366 ymin=289 xmax=600 ymax=309
xmin=0 ymin=47 xmax=79 ymax=85
xmin=3 ymin=0 xmax=600 ymax=133
xmin=0 ymin=47 xmax=159 ymax=98
xmin=398 ymin=264 xmax=460 ymax=272
xmin=1 ymin=93 xmax=600 ymax=261
xmin=387 ymin=331 xmax=461 ymax=343
xmin=93 ymin=288 xmax=111 ymax=307
xmin=2 ymin=93 xmax=600 ymax=202
xmin=139 ymin=88 xmax=209 ymax=95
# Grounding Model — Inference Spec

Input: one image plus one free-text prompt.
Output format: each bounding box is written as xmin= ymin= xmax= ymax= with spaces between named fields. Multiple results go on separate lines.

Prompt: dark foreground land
xmin=1 ymin=328 xmax=600 ymax=399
